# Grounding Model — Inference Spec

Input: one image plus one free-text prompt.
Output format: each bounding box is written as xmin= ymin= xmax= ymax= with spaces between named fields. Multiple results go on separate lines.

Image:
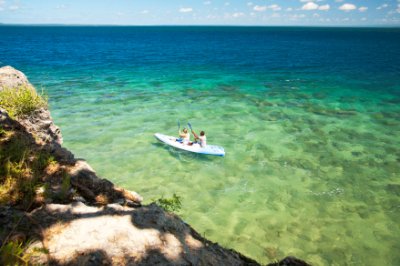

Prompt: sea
xmin=1 ymin=26 xmax=399 ymax=265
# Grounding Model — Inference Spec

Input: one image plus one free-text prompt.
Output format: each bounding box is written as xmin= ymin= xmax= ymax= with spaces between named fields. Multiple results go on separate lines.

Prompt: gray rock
xmin=0 ymin=66 xmax=63 ymax=146
xmin=0 ymin=65 xmax=33 ymax=91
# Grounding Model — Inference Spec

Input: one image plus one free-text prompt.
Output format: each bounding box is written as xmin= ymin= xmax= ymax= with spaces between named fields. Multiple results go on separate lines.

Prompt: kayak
xmin=154 ymin=133 xmax=225 ymax=156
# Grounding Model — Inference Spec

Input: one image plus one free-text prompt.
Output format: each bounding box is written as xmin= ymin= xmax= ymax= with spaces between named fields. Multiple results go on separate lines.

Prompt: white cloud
xmin=232 ymin=12 xmax=245 ymax=18
xmin=313 ymin=13 xmax=320 ymax=17
xmin=289 ymin=13 xmax=306 ymax=20
xmin=319 ymin=4 xmax=330 ymax=11
xmin=376 ymin=4 xmax=388 ymax=10
xmin=141 ymin=10 xmax=149 ymax=14
xmin=300 ymin=0 xmax=314 ymax=2
xmin=247 ymin=2 xmax=253 ymax=6
xmin=179 ymin=7 xmax=193 ymax=13
xmin=203 ymin=1 xmax=211 ymax=5
xmin=358 ymin=6 xmax=368 ymax=12
xmin=268 ymin=4 xmax=281 ymax=11
xmin=56 ymin=4 xmax=66 ymax=9
xmin=225 ymin=2 xmax=230 ymax=6
xmin=300 ymin=2 xmax=329 ymax=12
xmin=302 ymin=2 xmax=319 ymax=10
xmin=335 ymin=0 xmax=344 ymax=2
xmin=286 ymin=7 xmax=293 ymax=12
xmin=9 ymin=5 xmax=19 ymax=10
xmin=339 ymin=3 xmax=356 ymax=11
xmin=361 ymin=17 xmax=367 ymax=21
xmin=253 ymin=5 xmax=267 ymax=12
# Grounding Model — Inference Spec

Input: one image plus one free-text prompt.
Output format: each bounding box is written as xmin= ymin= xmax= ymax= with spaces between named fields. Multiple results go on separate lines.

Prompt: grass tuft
xmin=0 ymin=85 xmax=47 ymax=119
xmin=0 ymin=131 xmax=56 ymax=207
xmin=0 ymin=240 xmax=31 ymax=266
xmin=154 ymin=193 xmax=182 ymax=212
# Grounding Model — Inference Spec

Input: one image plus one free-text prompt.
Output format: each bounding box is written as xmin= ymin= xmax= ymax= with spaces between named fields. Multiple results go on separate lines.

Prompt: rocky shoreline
xmin=0 ymin=66 xmax=309 ymax=265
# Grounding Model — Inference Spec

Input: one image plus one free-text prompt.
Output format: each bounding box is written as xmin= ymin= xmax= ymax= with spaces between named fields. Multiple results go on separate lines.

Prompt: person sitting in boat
xmin=177 ymin=128 xmax=191 ymax=145
xmin=190 ymin=130 xmax=207 ymax=148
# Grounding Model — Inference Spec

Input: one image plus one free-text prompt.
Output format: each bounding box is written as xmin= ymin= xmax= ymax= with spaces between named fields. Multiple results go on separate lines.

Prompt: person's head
xmin=200 ymin=131 xmax=205 ymax=136
xmin=183 ymin=128 xmax=188 ymax=133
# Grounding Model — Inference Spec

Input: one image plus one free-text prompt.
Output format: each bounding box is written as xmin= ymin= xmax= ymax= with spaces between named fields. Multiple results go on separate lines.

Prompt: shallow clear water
xmin=1 ymin=26 xmax=400 ymax=265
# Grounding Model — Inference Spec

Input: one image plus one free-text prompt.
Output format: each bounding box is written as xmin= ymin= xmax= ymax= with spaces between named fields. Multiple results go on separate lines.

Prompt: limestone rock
xmin=18 ymin=107 xmax=64 ymax=146
xmin=0 ymin=66 xmax=64 ymax=147
xmin=267 ymin=256 xmax=311 ymax=266
xmin=28 ymin=203 xmax=259 ymax=266
xmin=68 ymin=160 xmax=143 ymax=205
xmin=0 ymin=65 xmax=33 ymax=90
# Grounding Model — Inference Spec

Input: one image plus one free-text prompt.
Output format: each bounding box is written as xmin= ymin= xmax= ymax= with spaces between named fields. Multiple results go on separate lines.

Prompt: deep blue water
xmin=1 ymin=26 xmax=400 ymax=89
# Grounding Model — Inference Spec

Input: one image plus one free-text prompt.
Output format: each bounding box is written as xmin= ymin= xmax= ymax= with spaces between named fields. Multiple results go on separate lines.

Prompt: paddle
xmin=187 ymin=122 xmax=193 ymax=131
xmin=177 ymin=120 xmax=180 ymax=132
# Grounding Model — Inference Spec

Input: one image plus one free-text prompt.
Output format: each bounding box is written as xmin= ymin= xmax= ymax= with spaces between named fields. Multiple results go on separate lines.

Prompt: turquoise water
xmin=49 ymin=73 xmax=400 ymax=265
xmin=1 ymin=26 xmax=400 ymax=265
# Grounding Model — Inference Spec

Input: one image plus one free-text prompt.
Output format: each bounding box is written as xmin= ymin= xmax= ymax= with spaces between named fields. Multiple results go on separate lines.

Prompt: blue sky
xmin=0 ymin=0 xmax=399 ymax=26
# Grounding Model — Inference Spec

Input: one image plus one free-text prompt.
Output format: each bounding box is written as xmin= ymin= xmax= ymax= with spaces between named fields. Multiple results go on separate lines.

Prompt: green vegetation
xmin=0 ymin=111 xmax=64 ymax=265
xmin=36 ymin=152 xmax=56 ymax=171
xmin=0 ymin=126 xmax=5 ymax=137
xmin=0 ymin=85 xmax=47 ymax=118
xmin=0 ymin=129 xmax=56 ymax=207
xmin=154 ymin=193 xmax=182 ymax=212
xmin=0 ymin=85 xmax=67 ymax=264
xmin=0 ymin=240 xmax=30 ymax=266
xmin=0 ymin=240 xmax=49 ymax=266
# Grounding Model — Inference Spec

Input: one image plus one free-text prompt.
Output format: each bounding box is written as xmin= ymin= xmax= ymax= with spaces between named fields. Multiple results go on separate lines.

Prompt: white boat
xmin=154 ymin=133 xmax=225 ymax=156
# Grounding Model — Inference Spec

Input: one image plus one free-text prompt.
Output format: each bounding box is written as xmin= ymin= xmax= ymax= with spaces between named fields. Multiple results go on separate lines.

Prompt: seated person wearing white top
xmin=178 ymin=128 xmax=190 ymax=144
xmin=191 ymin=130 xmax=207 ymax=148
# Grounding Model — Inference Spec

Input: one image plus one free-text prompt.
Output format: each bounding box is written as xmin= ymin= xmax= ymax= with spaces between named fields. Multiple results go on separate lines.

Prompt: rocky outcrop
xmin=0 ymin=66 xmax=262 ymax=265
xmin=267 ymin=256 xmax=311 ymax=266
xmin=69 ymin=160 xmax=143 ymax=206
xmin=27 ymin=203 xmax=258 ymax=265
xmin=0 ymin=66 xmax=34 ymax=91
xmin=0 ymin=66 xmax=66 ymax=159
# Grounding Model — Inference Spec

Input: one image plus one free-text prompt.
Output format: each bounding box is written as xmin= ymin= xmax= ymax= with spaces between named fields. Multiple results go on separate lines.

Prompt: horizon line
xmin=0 ymin=23 xmax=400 ymax=28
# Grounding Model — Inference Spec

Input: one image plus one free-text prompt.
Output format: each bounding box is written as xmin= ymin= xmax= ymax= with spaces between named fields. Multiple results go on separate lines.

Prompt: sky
xmin=0 ymin=0 xmax=399 ymax=26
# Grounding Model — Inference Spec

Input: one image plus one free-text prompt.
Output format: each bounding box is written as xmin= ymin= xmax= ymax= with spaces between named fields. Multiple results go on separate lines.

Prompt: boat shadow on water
xmin=151 ymin=142 xmax=219 ymax=162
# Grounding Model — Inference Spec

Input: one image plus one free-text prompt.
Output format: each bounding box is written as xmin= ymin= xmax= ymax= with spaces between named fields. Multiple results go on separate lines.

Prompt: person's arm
xmin=191 ymin=130 xmax=199 ymax=140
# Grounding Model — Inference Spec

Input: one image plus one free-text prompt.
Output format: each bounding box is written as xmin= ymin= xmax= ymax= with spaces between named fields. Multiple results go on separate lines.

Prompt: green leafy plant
xmin=0 ymin=85 xmax=47 ymax=118
xmin=0 ymin=241 xmax=30 ymax=266
xmin=0 ymin=126 xmax=5 ymax=137
xmin=0 ymin=132 xmax=47 ymax=206
xmin=35 ymin=152 xmax=56 ymax=172
xmin=154 ymin=193 xmax=182 ymax=212
xmin=32 ymin=246 xmax=49 ymax=254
